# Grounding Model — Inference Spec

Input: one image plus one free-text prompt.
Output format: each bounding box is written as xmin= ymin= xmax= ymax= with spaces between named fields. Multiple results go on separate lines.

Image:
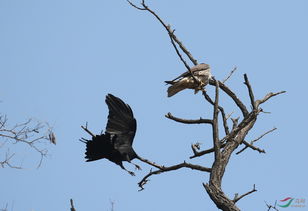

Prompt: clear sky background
xmin=0 ymin=0 xmax=307 ymax=210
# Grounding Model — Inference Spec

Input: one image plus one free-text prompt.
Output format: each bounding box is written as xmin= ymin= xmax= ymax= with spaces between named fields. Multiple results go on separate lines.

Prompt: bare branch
xmin=81 ymin=123 xmax=95 ymax=137
xmin=220 ymin=109 xmax=260 ymax=144
xmin=237 ymin=141 xmax=266 ymax=154
xmin=138 ymin=161 xmax=211 ymax=190
xmin=256 ymin=91 xmax=286 ymax=107
xmin=169 ymin=30 xmax=191 ymax=71
xmin=265 ymin=201 xmax=279 ymax=211
xmin=236 ymin=127 xmax=277 ymax=154
xmin=0 ymin=152 xmax=21 ymax=169
xmin=0 ymin=116 xmax=55 ymax=168
xmin=126 ymin=0 xmax=146 ymax=10
xmin=209 ymin=78 xmax=249 ymax=117
xmin=251 ymin=127 xmax=277 ymax=143
xmin=165 ymin=112 xmax=212 ymax=124
xmin=233 ymin=184 xmax=257 ymax=203
xmin=190 ymin=142 xmax=227 ymax=159
xmin=243 ymin=74 xmax=256 ymax=109
xmin=212 ymin=80 xmax=221 ymax=160
xmin=127 ymin=0 xmax=198 ymax=65
xmin=202 ymin=90 xmax=230 ymax=135
xmin=70 ymin=199 xmax=76 ymax=211
xmin=137 ymin=156 xmax=164 ymax=170
xmin=222 ymin=66 xmax=237 ymax=83
xmin=167 ymin=30 xmax=203 ymax=86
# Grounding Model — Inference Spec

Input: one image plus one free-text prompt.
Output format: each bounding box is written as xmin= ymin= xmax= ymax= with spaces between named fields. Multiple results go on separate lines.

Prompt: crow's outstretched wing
xmin=105 ymin=94 xmax=137 ymax=146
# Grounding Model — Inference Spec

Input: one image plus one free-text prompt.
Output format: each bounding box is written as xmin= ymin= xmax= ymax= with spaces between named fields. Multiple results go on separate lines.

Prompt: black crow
xmin=81 ymin=94 xmax=140 ymax=176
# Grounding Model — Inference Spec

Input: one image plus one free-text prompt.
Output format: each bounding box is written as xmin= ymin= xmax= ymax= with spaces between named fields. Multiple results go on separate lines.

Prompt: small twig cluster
xmin=0 ymin=203 xmax=8 ymax=211
xmin=265 ymin=200 xmax=280 ymax=211
xmin=0 ymin=114 xmax=55 ymax=168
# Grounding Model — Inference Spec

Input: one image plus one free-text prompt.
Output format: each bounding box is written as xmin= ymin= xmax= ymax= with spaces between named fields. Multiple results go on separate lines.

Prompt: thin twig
xmin=126 ymin=0 xmax=146 ymax=10
xmin=236 ymin=127 xmax=277 ymax=154
xmin=70 ymin=199 xmax=76 ymax=211
xmin=237 ymin=141 xmax=265 ymax=154
xmin=222 ymin=66 xmax=237 ymax=83
xmin=233 ymin=184 xmax=257 ymax=203
xmin=0 ymin=116 xmax=54 ymax=168
xmin=0 ymin=152 xmax=21 ymax=169
xmin=127 ymin=0 xmax=197 ymax=65
xmin=255 ymin=91 xmax=286 ymax=107
xmin=169 ymin=30 xmax=191 ymax=71
xmin=168 ymin=30 xmax=200 ymax=84
xmin=244 ymin=74 xmax=256 ymax=110
xmin=81 ymin=124 xmax=95 ymax=137
xmin=265 ymin=200 xmax=279 ymax=211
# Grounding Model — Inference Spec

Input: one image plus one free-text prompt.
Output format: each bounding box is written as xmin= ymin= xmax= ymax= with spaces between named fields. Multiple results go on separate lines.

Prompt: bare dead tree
xmin=126 ymin=1 xmax=285 ymax=210
xmin=0 ymin=114 xmax=56 ymax=168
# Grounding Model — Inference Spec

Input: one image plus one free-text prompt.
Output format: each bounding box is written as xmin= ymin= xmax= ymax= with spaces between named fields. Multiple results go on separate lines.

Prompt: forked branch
xmin=236 ymin=127 xmax=277 ymax=154
xmin=256 ymin=91 xmax=286 ymax=107
xmin=233 ymin=184 xmax=257 ymax=203
xmin=81 ymin=122 xmax=95 ymax=137
xmin=138 ymin=161 xmax=211 ymax=190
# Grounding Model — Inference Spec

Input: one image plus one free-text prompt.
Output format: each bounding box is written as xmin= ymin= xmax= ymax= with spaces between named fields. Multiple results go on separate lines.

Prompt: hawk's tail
xmin=164 ymin=80 xmax=175 ymax=85
xmin=167 ymin=83 xmax=187 ymax=97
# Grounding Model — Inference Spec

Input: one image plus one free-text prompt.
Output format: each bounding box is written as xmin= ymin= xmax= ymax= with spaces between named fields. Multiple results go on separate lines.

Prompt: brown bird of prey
xmin=165 ymin=63 xmax=212 ymax=97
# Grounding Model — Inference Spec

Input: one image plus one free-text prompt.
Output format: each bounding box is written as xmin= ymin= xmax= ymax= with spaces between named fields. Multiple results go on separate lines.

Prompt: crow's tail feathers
xmin=83 ymin=134 xmax=113 ymax=162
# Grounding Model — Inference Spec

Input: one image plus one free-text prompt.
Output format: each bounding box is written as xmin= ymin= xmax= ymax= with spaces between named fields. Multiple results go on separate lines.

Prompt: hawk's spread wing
xmin=168 ymin=63 xmax=210 ymax=83
xmin=105 ymin=94 xmax=137 ymax=146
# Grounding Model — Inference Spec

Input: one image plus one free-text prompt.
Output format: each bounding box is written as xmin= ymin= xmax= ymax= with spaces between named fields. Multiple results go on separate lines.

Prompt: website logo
xmin=278 ymin=197 xmax=294 ymax=208
xmin=277 ymin=197 xmax=306 ymax=208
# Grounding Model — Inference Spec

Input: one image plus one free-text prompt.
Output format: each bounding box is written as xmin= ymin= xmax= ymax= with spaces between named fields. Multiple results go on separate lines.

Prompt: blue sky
xmin=0 ymin=0 xmax=307 ymax=210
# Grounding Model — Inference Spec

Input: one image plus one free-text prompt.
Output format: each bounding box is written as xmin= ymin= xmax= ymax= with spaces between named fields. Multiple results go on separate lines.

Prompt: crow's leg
xmin=119 ymin=163 xmax=135 ymax=176
xmin=131 ymin=162 xmax=141 ymax=170
xmin=125 ymin=154 xmax=142 ymax=170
